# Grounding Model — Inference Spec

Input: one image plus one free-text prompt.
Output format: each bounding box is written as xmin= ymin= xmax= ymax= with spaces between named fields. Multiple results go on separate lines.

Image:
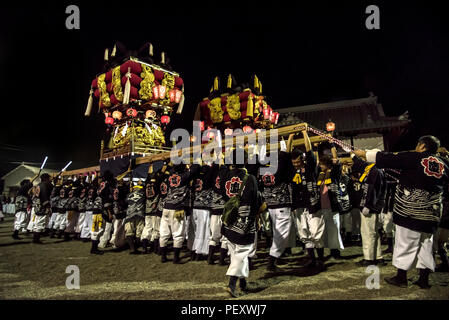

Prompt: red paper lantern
xmin=199 ymin=121 xmax=205 ymax=131
xmin=105 ymin=117 xmax=114 ymax=125
xmin=207 ymin=130 xmax=215 ymax=139
xmin=126 ymin=108 xmax=137 ymax=118
xmin=274 ymin=112 xmax=280 ymax=124
xmin=158 ymin=85 xmax=167 ymax=99
xmin=161 ymin=115 xmax=170 ymax=124
xmin=224 ymin=128 xmax=233 ymax=136
xmin=174 ymin=89 xmax=182 ymax=103
xmin=169 ymin=89 xmax=175 ymax=102
xmin=263 ymin=108 xmax=270 ymax=120
xmin=112 ymin=111 xmax=122 ymax=120
xmin=326 ymin=120 xmax=335 ymax=132
xmin=243 ymin=125 xmax=252 ymax=133
xmin=153 ymin=86 xmax=160 ymax=100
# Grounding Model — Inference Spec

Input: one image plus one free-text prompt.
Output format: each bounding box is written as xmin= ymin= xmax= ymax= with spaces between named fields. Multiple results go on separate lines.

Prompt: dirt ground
xmin=0 ymin=216 xmax=448 ymax=300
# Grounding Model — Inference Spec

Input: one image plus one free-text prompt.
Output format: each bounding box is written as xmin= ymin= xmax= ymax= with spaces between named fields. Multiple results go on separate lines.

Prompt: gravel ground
xmin=0 ymin=216 xmax=448 ymax=300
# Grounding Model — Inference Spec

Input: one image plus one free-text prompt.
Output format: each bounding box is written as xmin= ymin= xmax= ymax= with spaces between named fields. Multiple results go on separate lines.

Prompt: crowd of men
xmin=7 ymin=126 xmax=449 ymax=297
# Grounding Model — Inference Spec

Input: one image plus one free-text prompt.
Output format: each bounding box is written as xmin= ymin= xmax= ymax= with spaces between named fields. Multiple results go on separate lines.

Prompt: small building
xmin=276 ymin=95 xmax=411 ymax=152
xmin=1 ymin=163 xmax=57 ymax=198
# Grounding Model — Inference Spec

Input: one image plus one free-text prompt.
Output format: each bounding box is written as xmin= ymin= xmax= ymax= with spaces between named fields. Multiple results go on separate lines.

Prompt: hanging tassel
xmin=84 ymin=86 xmax=94 ymax=116
xmin=259 ymin=81 xmax=262 ymax=94
xmin=113 ymin=126 xmax=119 ymax=139
xmin=145 ymin=123 xmax=153 ymax=133
xmin=123 ymin=67 xmax=131 ymax=105
xmin=111 ymin=44 xmax=117 ymax=57
xmin=227 ymin=74 xmax=233 ymax=89
xmin=213 ymin=76 xmax=219 ymax=91
xmin=247 ymin=94 xmax=254 ymax=118
xmin=149 ymin=43 xmax=153 ymax=57
xmin=104 ymin=48 xmax=109 ymax=61
xmin=122 ymin=122 xmax=129 ymax=136
xmin=254 ymin=75 xmax=259 ymax=92
xmin=161 ymin=52 xmax=166 ymax=65
xmin=176 ymin=84 xmax=185 ymax=114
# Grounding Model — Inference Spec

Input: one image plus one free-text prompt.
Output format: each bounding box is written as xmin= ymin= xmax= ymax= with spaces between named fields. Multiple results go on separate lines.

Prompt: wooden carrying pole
xmin=135 ymin=123 xmax=314 ymax=165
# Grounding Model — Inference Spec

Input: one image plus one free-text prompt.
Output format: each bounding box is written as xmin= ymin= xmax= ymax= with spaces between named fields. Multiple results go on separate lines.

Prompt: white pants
xmin=269 ymin=207 xmax=292 ymax=258
xmin=110 ymin=218 xmax=126 ymax=248
xmin=81 ymin=211 xmax=93 ymax=239
xmin=226 ymin=242 xmax=255 ymax=278
xmin=192 ymin=209 xmax=211 ymax=255
xmin=14 ymin=211 xmax=29 ymax=231
xmin=209 ymin=214 xmax=227 ymax=249
xmin=53 ymin=212 xmax=68 ymax=231
xmin=298 ymin=208 xmax=325 ymax=249
xmin=91 ymin=213 xmax=105 ymax=241
xmin=75 ymin=212 xmax=86 ymax=233
xmin=47 ymin=212 xmax=58 ymax=229
xmin=393 ymin=224 xmax=435 ymax=271
xmin=141 ymin=215 xmax=161 ymax=241
xmin=380 ymin=210 xmax=394 ymax=237
xmin=160 ymin=209 xmax=185 ymax=248
xmin=322 ymin=209 xmax=344 ymax=250
xmin=27 ymin=208 xmax=36 ymax=232
xmin=249 ymin=232 xmax=258 ymax=258
xmin=98 ymin=222 xmax=113 ymax=248
xmin=360 ymin=212 xmax=383 ymax=260
xmin=32 ymin=214 xmax=48 ymax=233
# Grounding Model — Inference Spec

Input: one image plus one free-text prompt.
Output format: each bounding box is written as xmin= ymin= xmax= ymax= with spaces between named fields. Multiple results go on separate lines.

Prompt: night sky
xmin=1 ymin=1 xmax=448 ymax=177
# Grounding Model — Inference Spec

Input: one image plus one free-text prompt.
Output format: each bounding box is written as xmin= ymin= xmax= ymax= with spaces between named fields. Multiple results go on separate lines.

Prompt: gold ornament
xmin=139 ymin=64 xmax=155 ymax=101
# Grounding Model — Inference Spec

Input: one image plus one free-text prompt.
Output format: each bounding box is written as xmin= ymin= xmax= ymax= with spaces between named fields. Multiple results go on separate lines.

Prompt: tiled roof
xmin=276 ymin=96 xmax=410 ymax=136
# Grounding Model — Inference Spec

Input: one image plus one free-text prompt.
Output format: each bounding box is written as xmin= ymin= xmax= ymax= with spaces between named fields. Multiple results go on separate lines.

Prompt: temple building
xmin=276 ymin=95 xmax=411 ymax=152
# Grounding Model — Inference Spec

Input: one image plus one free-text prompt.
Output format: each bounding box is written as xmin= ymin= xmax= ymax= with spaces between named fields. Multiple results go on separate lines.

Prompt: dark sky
xmin=1 ymin=1 xmax=448 ymax=176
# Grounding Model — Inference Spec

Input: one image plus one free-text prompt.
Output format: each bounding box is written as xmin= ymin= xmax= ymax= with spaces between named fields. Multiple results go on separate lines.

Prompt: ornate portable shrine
xmin=85 ymin=43 xmax=185 ymax=161
xmin=195 ymin=74 xmax=280 ymax=137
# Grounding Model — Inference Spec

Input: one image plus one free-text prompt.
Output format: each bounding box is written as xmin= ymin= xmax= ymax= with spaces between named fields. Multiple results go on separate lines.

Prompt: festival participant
xmin=81 ymin=180 xmax=96 ymax=242
xmin=124 ymin=179 xmax=146 ymax=254
xmin=381 ymin=173 xmax=397 ymax=254
xmin=350 ymin=154 xmax=387 ymax=266
xmin=12 ymin=179 xmax=32 ymax=240
xmin=160 ymin=161 xmax=200 ymax=264
xmin=318 ymin=145 xmax=351 ymax=260
xmin=209 ymin=162 xmax=229 ymax=265
xmin=48 ymin=179 xmax=61 ymax=238
xmin=31 ymin=173 xmax=53 ymax=244
xmin=220 ymin=149 xmax=259 ymax=297
xmin=296 ymin=127 xmax=326 ymax=269
xmin=109 ymin=179 xmax=128 ymax=250
xmin=154 ymin=170 xmax=169 ymax=255
xmin=74 ymin=181 xmax=87 ymax=241
xmin=192 ymin=163 xmax=214 ymax=261
xmin=348 ymin=172 xmax=363 ymax=245
xmin=260 ymin=133 xmax=295 ymax=272
xmin=434 ymin=148 xmax=449 ymax=272
xmin=141 ymin=172 xmax=160 ymax=254
xmin=64 ymin=181 xmax=81 ymax=241
xmin=354 ymin=135 xmax=449 ymax=289
xmin=90 ymin=171 xmax=115 ymax=255
xmin=52 ymin=181 xmax=70 ymax=239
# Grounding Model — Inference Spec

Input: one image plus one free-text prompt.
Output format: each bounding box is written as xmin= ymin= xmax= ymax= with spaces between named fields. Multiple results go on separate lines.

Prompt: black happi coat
xmin=351 ymin=156 xmax=386 ymax=214
xmin=125 ymin=187 xmax=145 ymax=222
xmin=97 ymin=180 xmax=116 ymax=222
xmin=291 ymin=166 xmax=310 ymax=211
xmin=220 ymin=166 xmax=258 ymax=245
xmin=260 ymin=151 xmax=294 ymax=209
xmin=193 ymin=164 xmax=215 ymax=210
xmin=308 ymin=152 xmax=351 ymax=214
xmin=156 ymin=176 xmax=169 ymax=217
xmin=374 ymin=151 xmax=449 ymax=233
xmin=210 ymin=164 xmax=226 ymax=215
xmin=112 ymin=184 xmax=128 ymax=219
xmin=145 ymin=180 xmax=160 ymax=217
xmin=33 ymin=181 xmax=53 ymax=216
xmin=163 ymin=164 xmax=200 ymax=211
